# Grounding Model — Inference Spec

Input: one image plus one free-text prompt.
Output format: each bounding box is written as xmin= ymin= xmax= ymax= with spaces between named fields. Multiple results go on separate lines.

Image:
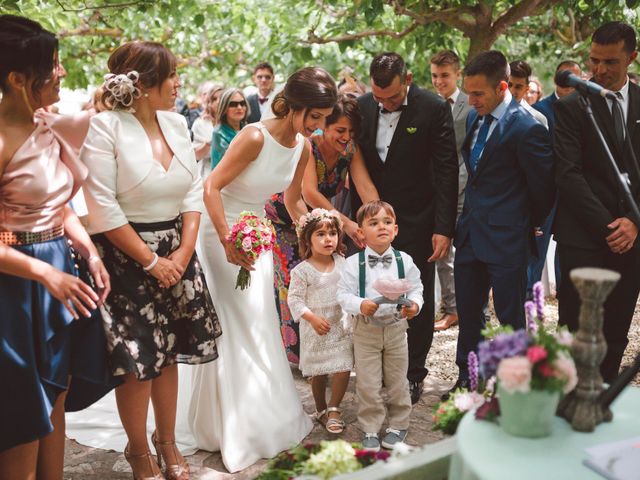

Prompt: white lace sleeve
xmin=287 ymin=263 xmax=310 ymax=323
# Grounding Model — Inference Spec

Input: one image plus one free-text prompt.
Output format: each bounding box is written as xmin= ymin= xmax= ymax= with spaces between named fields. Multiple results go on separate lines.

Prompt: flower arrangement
xmin=295 ymin=208 xmax=343 ymax=237
xmin=432 ymin=352 xmax=492 ymax=434
xmin=228 ymin=211 xmax=275 ymax=290
xmin=256 ymin=440 xmax=390 ymax=480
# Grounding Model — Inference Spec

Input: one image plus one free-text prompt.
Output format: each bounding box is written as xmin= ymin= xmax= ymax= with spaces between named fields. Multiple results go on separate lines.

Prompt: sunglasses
xmin=228 ymin=100 xmax=247 ymax=108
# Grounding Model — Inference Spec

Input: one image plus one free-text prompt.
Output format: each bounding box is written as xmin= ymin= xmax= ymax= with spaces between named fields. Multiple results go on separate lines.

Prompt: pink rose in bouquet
xmin=228 ymin=211 xmax=276 ymax=290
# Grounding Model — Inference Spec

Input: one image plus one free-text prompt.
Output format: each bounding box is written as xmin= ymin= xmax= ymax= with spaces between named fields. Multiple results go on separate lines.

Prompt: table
xmin=449 ymin=387 xmax=639 ymax=480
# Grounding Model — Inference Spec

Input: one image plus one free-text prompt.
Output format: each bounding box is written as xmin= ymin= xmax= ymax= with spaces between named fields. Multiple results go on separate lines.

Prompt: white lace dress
xmin=287 ymin=255 xmax=353 ymax=377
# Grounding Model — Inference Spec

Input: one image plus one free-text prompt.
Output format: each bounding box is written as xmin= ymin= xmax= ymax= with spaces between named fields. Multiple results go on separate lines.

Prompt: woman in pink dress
xmin=0 ymin=15 xmax=111 ymax=479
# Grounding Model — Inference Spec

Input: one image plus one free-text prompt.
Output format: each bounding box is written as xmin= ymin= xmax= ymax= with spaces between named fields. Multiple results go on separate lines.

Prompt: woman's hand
xmin=42 ymin=266 xmax=99 ymax=320
xmin=148 ymin=256 xmax=184 ymax=288
xmin=167 ymin=247 xmax=192 ymax=277
xmin=344 ymin=219 xmax=365 ymax=249
xmin=87 ymin=256 xmax=111 ymax=305
xmin=222 ymin=237 xmax=255 ymax=270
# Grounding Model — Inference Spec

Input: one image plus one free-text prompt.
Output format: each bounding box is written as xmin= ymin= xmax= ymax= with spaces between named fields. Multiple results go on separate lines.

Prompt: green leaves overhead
xmin=1 ymin=0 xmax=638 ymax=96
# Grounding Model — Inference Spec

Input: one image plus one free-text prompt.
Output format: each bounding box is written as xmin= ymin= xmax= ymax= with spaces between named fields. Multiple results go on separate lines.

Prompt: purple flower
xmin=525 ymin=301 xmax=538 ymax=334
xmin=468 ymin=351 xmax=479 ymax=392
xmin=478 ymin=329 xmax=529 ymax=378
xmin=533 ymin=281 xmax=545 ymax=321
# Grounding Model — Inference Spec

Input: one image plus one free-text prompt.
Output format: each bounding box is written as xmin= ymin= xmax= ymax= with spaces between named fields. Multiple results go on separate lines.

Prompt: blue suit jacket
xmin=533 ymin=93 xmax=557 ymax=132
xmin=455 ymin=99 xmax=555 ymax=266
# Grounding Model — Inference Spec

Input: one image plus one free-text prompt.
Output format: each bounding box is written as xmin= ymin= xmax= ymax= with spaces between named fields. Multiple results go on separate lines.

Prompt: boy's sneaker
xmin=381 ymin=428 xmax=407 ymax=449
xmin=361 ymin=433 xmax=380 ymax=452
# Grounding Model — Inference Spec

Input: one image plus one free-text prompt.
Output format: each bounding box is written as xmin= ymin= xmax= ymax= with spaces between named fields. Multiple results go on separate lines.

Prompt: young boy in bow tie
xmin=337 ymin=200 xmax=423 ymax=452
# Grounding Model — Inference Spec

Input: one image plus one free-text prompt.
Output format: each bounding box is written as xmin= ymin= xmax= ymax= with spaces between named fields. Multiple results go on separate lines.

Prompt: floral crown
xmin=295 ymin=208 xmax=342 ymax=238
xmin=102 ymin=70 xmax=141 ymax=112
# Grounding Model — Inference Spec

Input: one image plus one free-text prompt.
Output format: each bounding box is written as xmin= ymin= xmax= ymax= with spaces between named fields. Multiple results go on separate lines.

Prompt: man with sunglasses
xmin=247 ymin=61 xmax=275 ymax=123
xmin=356 ymin=52 xmax=459 ymax=404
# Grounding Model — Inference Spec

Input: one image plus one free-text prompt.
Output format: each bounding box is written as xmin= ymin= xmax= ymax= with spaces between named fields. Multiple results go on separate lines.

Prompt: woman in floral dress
xmin=266 ymin=94 xmax=379 ymax=363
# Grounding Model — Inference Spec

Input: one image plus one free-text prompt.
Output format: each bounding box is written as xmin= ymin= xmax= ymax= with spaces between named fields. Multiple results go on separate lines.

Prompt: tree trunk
xmin=467 ymin=31 xmax=497 ymax=60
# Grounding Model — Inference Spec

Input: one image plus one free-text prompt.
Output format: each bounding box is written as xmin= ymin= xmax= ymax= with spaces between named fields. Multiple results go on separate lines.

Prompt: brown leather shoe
xmin=434 ymin=313 xmax=459 ymax=331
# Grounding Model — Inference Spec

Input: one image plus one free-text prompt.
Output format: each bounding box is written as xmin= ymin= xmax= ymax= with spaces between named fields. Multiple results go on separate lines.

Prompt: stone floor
xmin=62 ymin=374 xmax=450 ymax=479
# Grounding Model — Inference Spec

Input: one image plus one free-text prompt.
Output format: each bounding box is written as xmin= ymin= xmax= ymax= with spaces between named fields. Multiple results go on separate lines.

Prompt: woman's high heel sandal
xmin=124 ymin=443 xmax=164 ymax=480
xmin=151 ymin=431 xmax=190 ymax=480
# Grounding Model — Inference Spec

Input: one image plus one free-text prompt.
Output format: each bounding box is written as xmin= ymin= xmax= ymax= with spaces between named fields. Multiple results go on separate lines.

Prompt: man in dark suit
xmin=430 ymin=50 xmax=472 ymax=331
xmin=554 ymin=21 xmax=640 ymax=383
xmin=533 ymin=60 xmax=582 ymax=133
xmin=449 ymin=51 xmax=555 ymax=394
xmin=246 ymin=62 xmax=275 ymax=123
xmin=357 ymin=52 xmax=459 ymax=404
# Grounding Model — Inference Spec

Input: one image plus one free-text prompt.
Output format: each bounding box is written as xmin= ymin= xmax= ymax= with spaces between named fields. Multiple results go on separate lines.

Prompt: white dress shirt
xmin=80 ymin=110 xmax=203 ymax=234
xmin=337 ymin=246 xmax=424 ymax=323
xmin=608 ymin=76 xmax=630 ymax=122
xmin=375 ymin=91 xmax=409 ymax=162
xmin=446 ymin=88 xmax=461 ymax=112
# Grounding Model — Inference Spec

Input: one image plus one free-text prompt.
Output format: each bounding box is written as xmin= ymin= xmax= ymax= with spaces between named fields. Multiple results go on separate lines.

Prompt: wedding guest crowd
xmin=2 ymin=10 xmax=640 ymax=477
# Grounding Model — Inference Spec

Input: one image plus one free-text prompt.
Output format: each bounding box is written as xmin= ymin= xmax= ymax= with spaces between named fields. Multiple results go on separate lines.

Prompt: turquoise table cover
xmin=449 ymin=387 xmax=640 ymax=480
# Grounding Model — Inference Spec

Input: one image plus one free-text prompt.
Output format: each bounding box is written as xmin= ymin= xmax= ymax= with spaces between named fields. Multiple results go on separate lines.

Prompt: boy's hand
xmin=360 ymin=299 xmax=379 ymax=316
xmin=307 ymin=314 xmax=331 ymax=335
xmin=400 ymin=302 xmax=419 ymax=320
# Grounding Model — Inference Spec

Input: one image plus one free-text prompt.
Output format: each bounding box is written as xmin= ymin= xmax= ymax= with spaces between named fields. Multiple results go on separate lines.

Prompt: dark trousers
xmin=527 ymin=205 xmax=561 ymax=294
xmin=454 ymin=241 xmax=527 ymax=378
xmin=403 ymin=250 xmax=435 ymax=384
xmin=557 ymin=243 xmax=640 ymax=383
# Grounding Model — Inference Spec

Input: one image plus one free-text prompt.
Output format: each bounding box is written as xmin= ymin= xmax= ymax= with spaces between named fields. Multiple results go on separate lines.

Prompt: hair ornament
xmin=102 ymin=70 xmax=141 ymax=112
xmin=295 ymin=208 xmax=342 ymax=238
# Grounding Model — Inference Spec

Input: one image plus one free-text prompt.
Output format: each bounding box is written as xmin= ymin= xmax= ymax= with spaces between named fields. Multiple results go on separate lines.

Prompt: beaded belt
xmin=0 ymin=225 xmax=65 ymax=246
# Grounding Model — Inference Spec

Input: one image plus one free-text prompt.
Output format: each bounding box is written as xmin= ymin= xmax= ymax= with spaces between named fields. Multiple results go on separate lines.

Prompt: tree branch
xmin=386 ymin=0 xmax=477 ymax=32
xmin=305 ymin=21 xmax=419 ymax=44
xmin=55 ymin=0 xmax=149 ymax=12
xmin=58 ymin=25 xmax=123 ymax=37
xmin=492 ymin=0 xmax=561 ymax=39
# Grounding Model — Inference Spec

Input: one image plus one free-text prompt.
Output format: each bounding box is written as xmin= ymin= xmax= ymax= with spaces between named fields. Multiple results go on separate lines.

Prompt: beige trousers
xmin=353 ymin=317 xmax=412 ymax=433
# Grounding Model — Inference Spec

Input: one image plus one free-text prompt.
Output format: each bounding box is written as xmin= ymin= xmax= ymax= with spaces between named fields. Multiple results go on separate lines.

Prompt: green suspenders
xmin=358 ymin=248 xmax=405 ymax=298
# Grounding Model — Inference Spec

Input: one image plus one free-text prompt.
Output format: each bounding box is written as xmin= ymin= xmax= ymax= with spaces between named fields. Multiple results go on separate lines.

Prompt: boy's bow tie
xmin=368 ymin=254 xmax=393 ymax=268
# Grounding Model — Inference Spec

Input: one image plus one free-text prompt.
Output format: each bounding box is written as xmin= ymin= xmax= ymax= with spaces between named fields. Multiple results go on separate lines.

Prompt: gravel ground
xmin=62 ymin=295 xmax=640 ymax=478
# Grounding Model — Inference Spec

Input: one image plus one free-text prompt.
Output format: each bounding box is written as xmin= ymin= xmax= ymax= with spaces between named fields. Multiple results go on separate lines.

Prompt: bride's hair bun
xmin=271 ymin=67 xmax=337 ymax=118
xmin=101 ymin=71 xmax=140 ymax=112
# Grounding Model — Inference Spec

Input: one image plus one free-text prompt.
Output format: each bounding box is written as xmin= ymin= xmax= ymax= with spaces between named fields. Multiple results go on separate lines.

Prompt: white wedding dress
xmin=187 ymin=122 xmax=312 ymax=472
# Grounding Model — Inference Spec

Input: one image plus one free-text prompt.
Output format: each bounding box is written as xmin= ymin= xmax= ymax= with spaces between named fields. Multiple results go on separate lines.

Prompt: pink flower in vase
xmin=538 ymin=362 xmax=556 ymax=377
xmin=497 ymin=356 xmax=532 ymax=393
xmin=526 ymin=345 xmax=548 ymax=363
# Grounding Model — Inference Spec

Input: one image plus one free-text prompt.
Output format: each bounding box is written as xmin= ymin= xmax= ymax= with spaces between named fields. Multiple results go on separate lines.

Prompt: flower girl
xmin=287 ymin=209 xmax=353 ymax=433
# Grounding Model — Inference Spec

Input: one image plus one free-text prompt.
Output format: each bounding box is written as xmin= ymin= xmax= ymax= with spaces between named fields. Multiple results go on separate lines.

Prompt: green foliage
xmin=2 ymin=0 xmax=639 ymax=98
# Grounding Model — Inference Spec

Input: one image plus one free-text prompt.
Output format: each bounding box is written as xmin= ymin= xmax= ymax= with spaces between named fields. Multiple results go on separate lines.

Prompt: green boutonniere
xmin=406 ymin=127 xmax=417 ymax=134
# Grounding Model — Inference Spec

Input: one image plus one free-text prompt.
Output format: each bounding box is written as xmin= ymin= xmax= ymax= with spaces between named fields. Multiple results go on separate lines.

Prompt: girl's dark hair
xmin=325 ymin=94 xmax=363 ymax=139
xmin=298 ymin=215 xmax=346 ymax=259
xmin=103 ymin=41 xmax=176 ymax=110
xmin=0 ymin=15 xmax=58 ymax=97
xmin=271 ymin=67 xmax=337 ymax=118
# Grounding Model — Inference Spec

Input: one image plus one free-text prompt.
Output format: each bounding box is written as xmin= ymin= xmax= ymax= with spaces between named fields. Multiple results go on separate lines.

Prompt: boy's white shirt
xmin=336 ymin=245 xmax=424 ymax=320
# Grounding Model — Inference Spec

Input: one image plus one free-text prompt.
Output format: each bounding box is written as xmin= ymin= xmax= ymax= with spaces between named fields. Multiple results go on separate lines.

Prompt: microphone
xmin=555 ymin=70 xmax=617 ymax=100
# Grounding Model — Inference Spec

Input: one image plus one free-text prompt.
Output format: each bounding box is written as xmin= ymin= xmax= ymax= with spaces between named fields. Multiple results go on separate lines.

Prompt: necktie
xmin=258 ymin=97 xmax=268 ymax=105
xmin=611 ymin=91 xmax=625 ymax=150
xmin=447 ymin=97 xmax=455 ymax=105
xmin=368 ymin=254 xmax=393 ymax=268
xmin=469 ymin=115 xmax=494 ymax=172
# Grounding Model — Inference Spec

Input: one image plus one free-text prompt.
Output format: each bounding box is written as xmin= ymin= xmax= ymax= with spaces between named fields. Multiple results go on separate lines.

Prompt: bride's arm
xmin=203 ymin=126 xmax=264 ymax=269
xmin=283 ymin=140 xmax=311 ymax=223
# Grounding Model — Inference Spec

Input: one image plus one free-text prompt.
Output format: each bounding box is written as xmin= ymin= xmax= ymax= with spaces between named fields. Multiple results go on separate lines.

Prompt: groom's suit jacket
xmin=456 ymin=99 xmax=555 ymax=267
xmin=357 ymin=84 xmax=459 ymax=259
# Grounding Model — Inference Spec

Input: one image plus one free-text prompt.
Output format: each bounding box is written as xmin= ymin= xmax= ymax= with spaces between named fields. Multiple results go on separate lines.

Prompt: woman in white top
xmin=187 ymin=67 xmax=337 ymax=472
xmin=81 ymin=42 xmax=221 ymax=480
xmin=191 ymin=84 xmax=223 ymax=176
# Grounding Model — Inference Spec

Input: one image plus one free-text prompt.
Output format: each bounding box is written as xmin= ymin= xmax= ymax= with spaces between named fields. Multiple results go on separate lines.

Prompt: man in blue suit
xmin=525 ymin=60 xmax=583 ymax=300
xmin=446 ymin=51 xmax=555 ymax=394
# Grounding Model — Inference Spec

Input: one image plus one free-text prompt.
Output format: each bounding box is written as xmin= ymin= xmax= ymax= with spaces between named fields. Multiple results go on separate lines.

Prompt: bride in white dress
xmin=188 ymin=67 xmax=338 ymax=473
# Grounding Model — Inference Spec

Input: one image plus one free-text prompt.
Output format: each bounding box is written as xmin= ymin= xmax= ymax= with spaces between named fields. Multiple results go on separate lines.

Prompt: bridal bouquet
xmin=228 ymin=211 xmax=275 ymax=290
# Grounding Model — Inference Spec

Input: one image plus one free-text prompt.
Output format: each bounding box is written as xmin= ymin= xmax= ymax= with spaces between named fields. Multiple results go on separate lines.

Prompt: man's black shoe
xmin=409 ymin=381 xmax=423 ymax=404
xmin=440 ymin=378 xmax=470 ymax=401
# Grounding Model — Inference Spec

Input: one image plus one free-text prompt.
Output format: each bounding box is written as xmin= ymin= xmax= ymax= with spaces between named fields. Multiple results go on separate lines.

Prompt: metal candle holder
xmin=557 ymin=267 xmax=620 ymax=432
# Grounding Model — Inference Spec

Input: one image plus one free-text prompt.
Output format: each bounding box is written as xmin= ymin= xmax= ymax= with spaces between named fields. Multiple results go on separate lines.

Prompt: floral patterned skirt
xmin=93 ymin=217 xmax=222 ymax=381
